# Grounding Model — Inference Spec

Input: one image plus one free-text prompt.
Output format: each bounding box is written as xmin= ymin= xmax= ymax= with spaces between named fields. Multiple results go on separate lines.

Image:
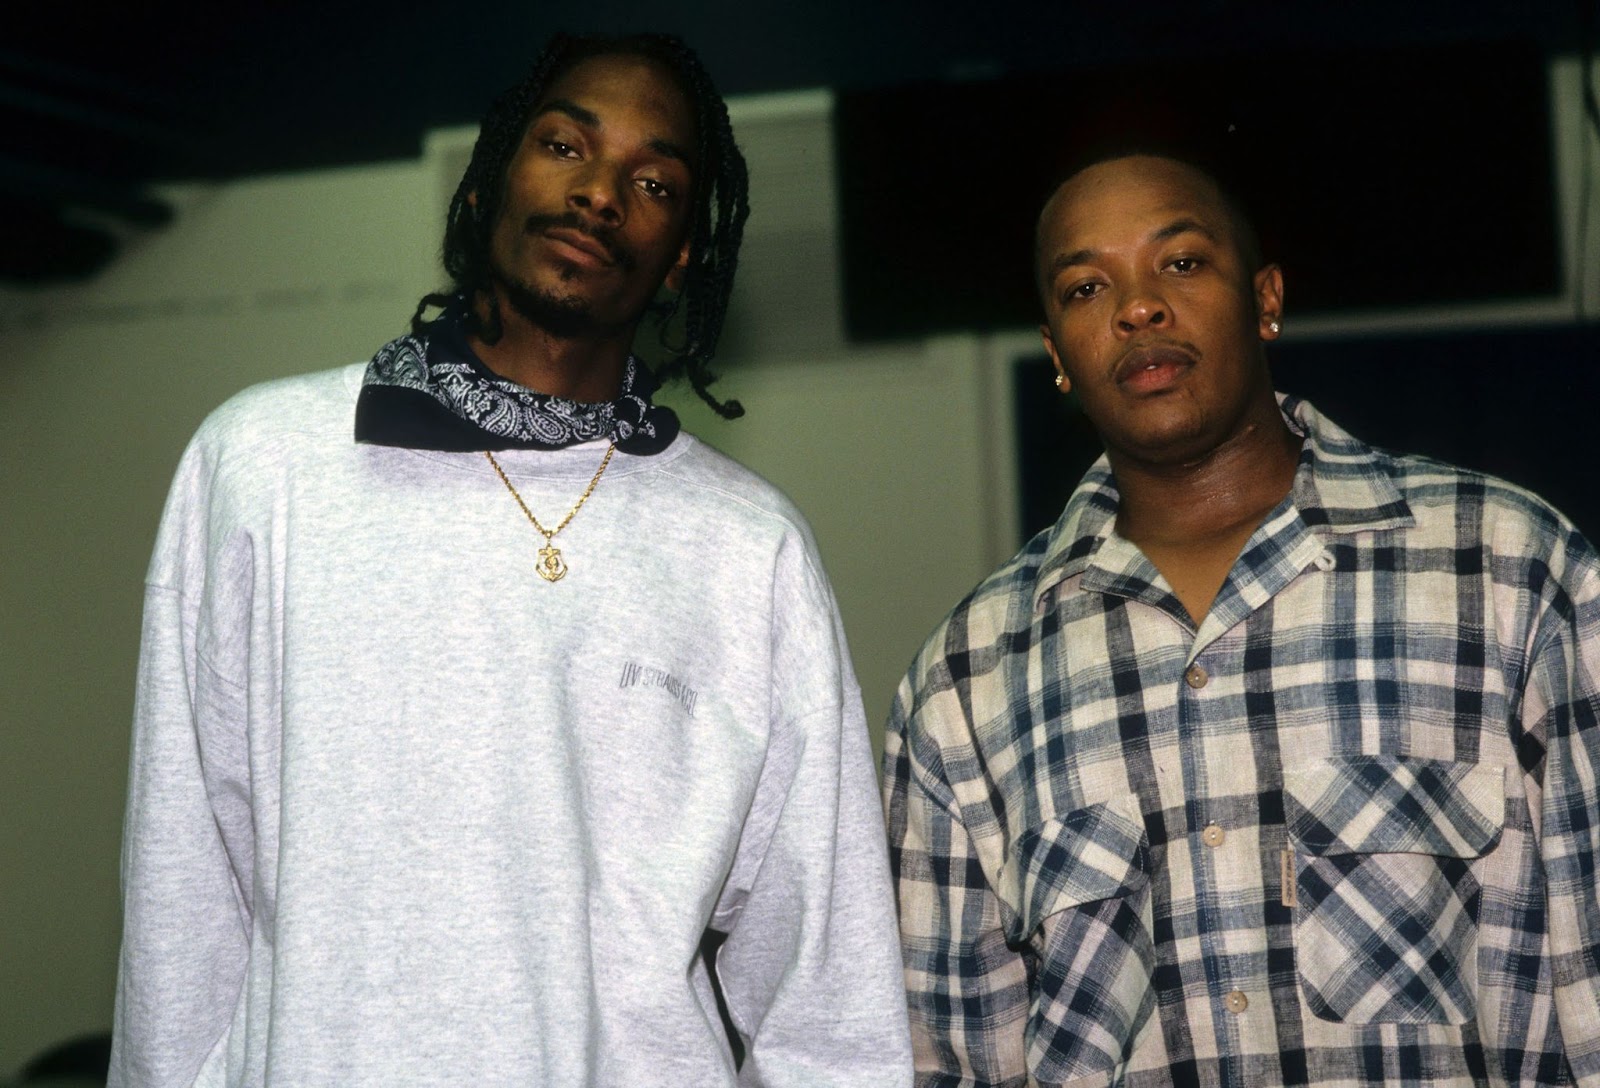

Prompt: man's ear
xmin=1040 ymin=325 xmax=1070 ymax=395
xmin=664 ymin=236 xmax=692 ymax=294
xmin=1255 ymin=263 xmax=1284 ymax=340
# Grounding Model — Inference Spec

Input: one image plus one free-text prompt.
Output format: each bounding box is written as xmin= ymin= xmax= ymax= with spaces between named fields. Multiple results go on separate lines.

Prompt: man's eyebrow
xmin=1151 ymin=218 xmax=1218 ymax=244
xmin=1045 ymin=218 xmax=1221 ymax=279
xmin=646 ymin=138 xmax=692 ymax=167
xmin=530 ymin=99 xmax=691 ymax=167
xmin=1045 ymin=248 xmax=1096 ymax=279
xmin=531 ymin=99 xmax=601 ymax=128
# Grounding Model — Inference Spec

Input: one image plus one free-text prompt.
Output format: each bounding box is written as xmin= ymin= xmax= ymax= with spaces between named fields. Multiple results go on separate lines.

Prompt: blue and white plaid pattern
xmin=1286 ymin=757 xmax=1503 ymax=1026
xmin=886 ymin=397 xmax=1600 ymax=1087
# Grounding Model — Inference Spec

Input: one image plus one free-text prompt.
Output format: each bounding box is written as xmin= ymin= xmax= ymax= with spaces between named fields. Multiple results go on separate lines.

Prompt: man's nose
xmin=567 ymin=164 xmax=625 ymax=224
xmin=1114 ymin=295 xmax=1169 ymax=335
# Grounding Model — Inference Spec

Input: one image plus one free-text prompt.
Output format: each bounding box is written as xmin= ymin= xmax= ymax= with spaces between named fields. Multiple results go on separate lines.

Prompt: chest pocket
xmin=998 ymin=796 xmax=1155 ymax=1082
xmin=1285 ymin=756 xmax=1504 ymax=1025
xmin=1000 ymin=796 xmax=1151 ymax=941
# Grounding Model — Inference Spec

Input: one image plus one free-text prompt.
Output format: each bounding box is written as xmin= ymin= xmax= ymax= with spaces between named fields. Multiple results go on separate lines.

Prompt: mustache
xmin=522 ymin=212 xmax=635 ymax=271
xmin=1115 ymin=337 xmax=1202 ymax=367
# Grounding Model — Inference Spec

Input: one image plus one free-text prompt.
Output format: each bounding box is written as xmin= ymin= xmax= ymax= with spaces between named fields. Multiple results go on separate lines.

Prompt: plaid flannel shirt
xmin=885 ymin=396 xmax=1600 ymax=1087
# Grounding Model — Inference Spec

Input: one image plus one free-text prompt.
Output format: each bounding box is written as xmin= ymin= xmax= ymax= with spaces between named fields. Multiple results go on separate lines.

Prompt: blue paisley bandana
xmin=355 ymin=301 xmax=679 ymax=455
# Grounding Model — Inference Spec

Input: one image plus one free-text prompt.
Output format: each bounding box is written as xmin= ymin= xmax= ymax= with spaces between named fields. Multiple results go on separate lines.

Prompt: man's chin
xmin=1105 ymin=406 xmax=1219 ymax=467
xmin=500 ymin=277 xmax=601 ymax=339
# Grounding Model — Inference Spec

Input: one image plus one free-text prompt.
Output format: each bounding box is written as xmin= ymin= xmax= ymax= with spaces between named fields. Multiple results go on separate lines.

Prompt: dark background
xmin=836 ymin=39 xmax=1561 ymax=337
xmin=9 ymin=1 xmax=1592 ymax=179
xmin=5 ymin=0 xmax=1594 ymax=281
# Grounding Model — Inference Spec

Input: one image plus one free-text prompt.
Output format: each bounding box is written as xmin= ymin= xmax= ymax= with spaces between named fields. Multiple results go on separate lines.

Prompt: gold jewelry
xmin=485 ymin=445 xmax=615 ymax=582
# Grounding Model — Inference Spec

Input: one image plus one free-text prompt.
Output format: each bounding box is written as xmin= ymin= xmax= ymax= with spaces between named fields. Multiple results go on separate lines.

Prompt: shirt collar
xmin=1030 ymin=393 xmax=1415 ymax=614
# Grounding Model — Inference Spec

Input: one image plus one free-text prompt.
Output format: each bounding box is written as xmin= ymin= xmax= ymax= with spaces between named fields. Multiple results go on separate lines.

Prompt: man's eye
xmin=1168 ymin=256 xmax=1203 ymax=273
xmin=1065 ymin=282 xmax=1102 ymax=302
xmin=542 ymin=140 xmax=579 ymax=159
xmin=637 ymin=178 xmax=672 ymax=199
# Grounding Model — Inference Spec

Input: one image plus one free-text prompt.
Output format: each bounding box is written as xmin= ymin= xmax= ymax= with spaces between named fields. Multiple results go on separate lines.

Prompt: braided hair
xmin=413 ymin=32 xmax=751 ymax=418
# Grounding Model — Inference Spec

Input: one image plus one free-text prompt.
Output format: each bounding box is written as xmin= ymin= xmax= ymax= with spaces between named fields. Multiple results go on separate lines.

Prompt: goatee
xmin=493 ymin=261 xmax=601 ymax=339
xmin=488 ymin=212 xmax=639 ymax=338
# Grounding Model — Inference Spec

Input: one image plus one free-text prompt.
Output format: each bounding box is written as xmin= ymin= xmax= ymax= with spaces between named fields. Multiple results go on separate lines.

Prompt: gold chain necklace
xmin=484 ymin=444 xmax=616 ymax=582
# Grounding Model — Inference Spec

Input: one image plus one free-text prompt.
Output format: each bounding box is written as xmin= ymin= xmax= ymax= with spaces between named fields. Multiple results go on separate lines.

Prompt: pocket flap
xmin=999 ymin=795 xmax=1149 ymax=944
xmin=1285 ymin=756 xmax=1504 ymax=857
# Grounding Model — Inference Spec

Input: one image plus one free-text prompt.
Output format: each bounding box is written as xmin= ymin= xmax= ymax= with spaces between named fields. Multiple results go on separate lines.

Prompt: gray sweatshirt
xmin=111 ymin=364 xmax=912 ymax=1087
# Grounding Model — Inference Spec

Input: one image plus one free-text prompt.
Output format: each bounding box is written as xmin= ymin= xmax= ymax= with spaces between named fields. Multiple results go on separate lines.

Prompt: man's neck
xmin=467 ymin=293 xmax=635 ymax=403
xmin=1111 ymin=396 xmax=1301 ymax=548
xmin=1108 ymin=394 xmax=1303 ymax=625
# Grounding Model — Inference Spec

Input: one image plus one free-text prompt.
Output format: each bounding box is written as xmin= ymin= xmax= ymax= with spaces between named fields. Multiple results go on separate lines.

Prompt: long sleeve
xmin=715 ymin=697 xmax=911 ymax=1086
xmin=884 ymin=683 xmax=1028 ymax=1088
xmin=1527 ymin=557 xmax=1600 ymax=1085
xmin=710 ymin=538 xmax=912 ymax=1087
xmin=111 ymin=446 xmax=254 ymax=1087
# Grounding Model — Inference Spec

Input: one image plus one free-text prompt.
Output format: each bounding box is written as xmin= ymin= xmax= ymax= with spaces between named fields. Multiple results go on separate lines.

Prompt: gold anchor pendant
xmin=537 ymin=545 xmax=568 ymax=582
xmin=484 ymin=445 xmax=614 ymax=588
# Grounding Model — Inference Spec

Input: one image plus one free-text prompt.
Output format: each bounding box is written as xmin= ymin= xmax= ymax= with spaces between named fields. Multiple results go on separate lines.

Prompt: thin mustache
xmin=523 ymin=212 xmax=634 ymax=270
xmin=1116 ymin=337 xmax=1202 ymax=366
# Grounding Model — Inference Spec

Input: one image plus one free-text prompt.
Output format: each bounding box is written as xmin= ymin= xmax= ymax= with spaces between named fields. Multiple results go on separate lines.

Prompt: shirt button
xmin=1201 ymin=824 xmax=1226 ymax=847
xmin=1185 ymin=664 xmax=1209 ymax=689
xmin=1224 ymin=990 xmax=1249 ymax=1014
xmin=1314 ymin=550 xmax=1336 ymax=572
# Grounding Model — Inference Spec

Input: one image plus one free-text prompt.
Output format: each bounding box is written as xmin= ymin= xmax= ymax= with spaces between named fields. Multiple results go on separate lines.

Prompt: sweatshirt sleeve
xmin=710 ymin=538 xmax=912 ymax=1087
xmin=110 ymin=444 xmax=254 ymax=1087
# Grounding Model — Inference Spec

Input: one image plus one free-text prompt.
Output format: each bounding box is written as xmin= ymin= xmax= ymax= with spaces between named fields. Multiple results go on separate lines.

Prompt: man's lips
xmin=1114 ymin=344 xmax=1199 ymax=392
xmin=542 ymin=226 xmax=616 ymax=267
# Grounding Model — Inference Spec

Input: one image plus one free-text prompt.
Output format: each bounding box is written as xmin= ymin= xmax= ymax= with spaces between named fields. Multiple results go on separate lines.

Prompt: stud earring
xmin=1268 ymin=320 xmax=1281 ymax=335
xmin=1054 ymin=374 xmax=1064 ymax=388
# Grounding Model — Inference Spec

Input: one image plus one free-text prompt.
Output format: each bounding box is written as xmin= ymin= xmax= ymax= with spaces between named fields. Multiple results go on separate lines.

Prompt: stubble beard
xmin=488 ymin=210 xmax=643 ymax=340
xmin=492 ymin=257 xmax=608 ymax=340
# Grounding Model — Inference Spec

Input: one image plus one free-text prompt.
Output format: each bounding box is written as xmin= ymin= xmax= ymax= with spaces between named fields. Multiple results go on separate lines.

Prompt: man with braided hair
xmin=112 ymin=31 xmax=911 ymax=1086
